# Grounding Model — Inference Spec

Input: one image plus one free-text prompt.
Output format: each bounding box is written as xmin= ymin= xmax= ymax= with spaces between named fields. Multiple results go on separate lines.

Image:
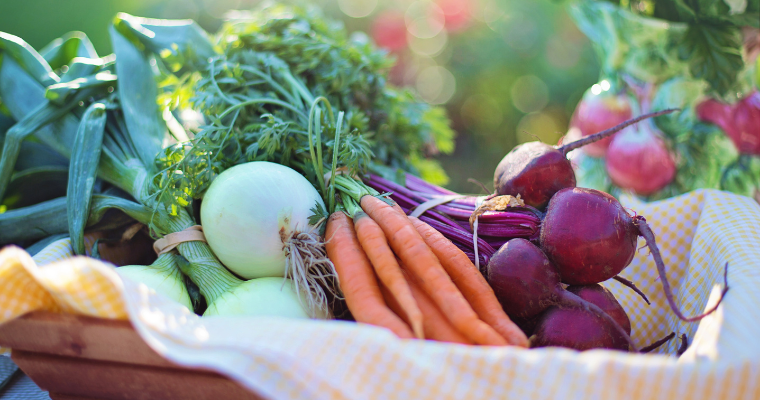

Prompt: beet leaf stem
xmin=559 ymin=108 xmax=679 ymax=155
xmin=634 ymin=216 xmax=729 ymax=322
xmin=640 ymin=332 xmax=675 ymax=353
xmin=613 ymin=275 xmax=651 ymax=305
xmin=677 ymin=333 xmax=689 ymax=356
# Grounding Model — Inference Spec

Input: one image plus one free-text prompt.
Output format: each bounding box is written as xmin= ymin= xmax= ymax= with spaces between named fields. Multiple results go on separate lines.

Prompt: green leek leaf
xmin=68 ymin=102 xmax=107 ymax=255
xmin=113 ymin=13 xmax=217 ymax=74
xmin=39 ymin=31 xmax=98 ymax=71
xmin=0 ymin=32 xmax=59 ymax=86
xmin=0 ymin=89 xmax=87 ymax=202
xmin=109 ymin=24 xmax=164 ymax=172
xmin=0 ymin=194 xmax=157 ymax=245
xmin=0 ymin=56 xmax=80 ymax=157
xmin=46 ymin=71 xmax=117 ymax=105
xmin=3 ymin=166 xmax=68 ymax=209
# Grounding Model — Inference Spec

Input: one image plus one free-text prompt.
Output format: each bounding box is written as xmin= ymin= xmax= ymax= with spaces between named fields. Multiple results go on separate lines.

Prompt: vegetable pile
xmin=0 ymin=1 xmax=731 ymax=355
xmin=565 ymin=0 xmax=760 ymax=202
xmin=0 ymin=4 xmax=454 ymax=320
xmin=480 ymin=110 xmax=730 ymax=351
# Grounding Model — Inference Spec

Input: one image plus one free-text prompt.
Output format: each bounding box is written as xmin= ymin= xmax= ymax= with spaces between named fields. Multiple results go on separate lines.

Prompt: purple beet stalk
xmin=365 ymin=173 xmax=542 ymax=256
xmin=405 ymin=174 xmax=459 ymax=195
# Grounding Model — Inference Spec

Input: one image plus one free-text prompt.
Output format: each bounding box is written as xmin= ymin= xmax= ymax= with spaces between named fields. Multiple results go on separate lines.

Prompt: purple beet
xmin=540 ymin=187 xmax=730 ymax=322
xmin=485 ymin=238 xmax=637 ymax=351
xmin=530 ymin=305 xmax=629 ymax=351
xmin=567 ymin=284 xmax=631 ymax=335
xmin=512 ymin=314 xmax=541 ymax=337
xmin=486 ymin=238 xmax=559 ymax=319
xmin=493 ymin=109 xmax=677 ymax=209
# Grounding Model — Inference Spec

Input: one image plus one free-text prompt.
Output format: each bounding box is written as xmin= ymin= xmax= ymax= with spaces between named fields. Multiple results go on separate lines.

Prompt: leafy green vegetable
xmin=677 ymin=24 xmax=744 ymax=97
xmin=147 ymin=4 xmax=454 ymax=216
xmin=720 ymin=155 xmax=760 ymax=198
xmin=39 ymin=31 xmax=99 ymax=71
xmin=0 ymin=32 xmax=60 ymax=86
xmin=3 ymin=166 xmax=68 ymax=209
xmin=110 ymin=20 xmax=165 ymax=172
xmin=68 ymin=102 xmax=108 ymax=255
xmin=0 ymin=79 xmax=91 ymax=202
xmin=0 ymin=42 xmax=81 ymax=158
xmin=585 ymin=0 xmax=760 ymax=97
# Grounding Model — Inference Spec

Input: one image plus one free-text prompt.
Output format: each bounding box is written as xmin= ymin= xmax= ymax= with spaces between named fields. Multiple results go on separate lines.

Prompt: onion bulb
xmin=204 ymin=277 xmax=327 ymax=319
xmin=117 ymin=253 xmax=192 ymax=310
xmin=202 ymin=162 xmax=323 ymax=278
xmin=200 ymin=161 xmax=336 ymax=316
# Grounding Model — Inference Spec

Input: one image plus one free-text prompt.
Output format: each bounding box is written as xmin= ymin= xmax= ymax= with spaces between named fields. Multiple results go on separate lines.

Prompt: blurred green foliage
xmin=0 ymin=0 xmax=600 ymax=192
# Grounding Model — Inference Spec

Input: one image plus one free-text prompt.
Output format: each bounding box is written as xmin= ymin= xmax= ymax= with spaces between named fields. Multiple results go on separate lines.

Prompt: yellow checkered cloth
xmin=1 ymin=189 xmax=759 ymax=400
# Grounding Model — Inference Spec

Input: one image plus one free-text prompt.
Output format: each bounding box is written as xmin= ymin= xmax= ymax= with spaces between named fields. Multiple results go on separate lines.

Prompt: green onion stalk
xmin=0 ymin=29 xmax=229 ymax=313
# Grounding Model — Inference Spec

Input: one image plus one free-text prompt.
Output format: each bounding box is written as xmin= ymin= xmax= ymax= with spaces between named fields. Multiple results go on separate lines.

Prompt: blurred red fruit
xmin=570 ymin=89 xmax=633 ymax=158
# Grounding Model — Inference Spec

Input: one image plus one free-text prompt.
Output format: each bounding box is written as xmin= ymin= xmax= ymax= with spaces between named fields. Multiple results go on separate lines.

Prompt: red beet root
xmin=541 ymin=188 xmax=638 ymax=285
xmin=529 ymin=304 xmax=629 ymax=351
xmin=486 ymin=238 xmax=560 ymax=319
xmin=567 ymin=284 xmax=631 ymax=335
xmin=486 ymin=238 xmax=638 ymax=350
xmin=540 ymin=187 xmax=730 ymax=322
xmin=569 ymin=90 xmax=633 ymax=157
xmin=605 ymin=121 xmax=676 ymax=196
xmin=494 ymin=109 xmax=677 ymax=209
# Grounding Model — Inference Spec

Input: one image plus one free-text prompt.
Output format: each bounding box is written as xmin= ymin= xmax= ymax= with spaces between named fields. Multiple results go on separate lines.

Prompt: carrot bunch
xmin=326 ymin=177 xmax=528 ymax=347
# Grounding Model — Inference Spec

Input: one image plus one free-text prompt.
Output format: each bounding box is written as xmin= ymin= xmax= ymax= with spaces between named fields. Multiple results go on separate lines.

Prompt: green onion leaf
xmin=0 ymin=32 xmax=59 ymax=86
xmin=39 ymin=31 xmax=99 ymax=70
xmin=68 ymin=102 xmax=107 ymax=255
xmin=109 ymin=23 xmax=165 ymax=172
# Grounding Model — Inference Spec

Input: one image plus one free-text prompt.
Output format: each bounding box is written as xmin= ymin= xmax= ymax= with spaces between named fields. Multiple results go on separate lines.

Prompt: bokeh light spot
xmin=591 ymin=83 xmax=602 ymax=95
xmin=511 ymin=75 xmax=549 ymax=113
xmin=202 ymin=0 xmax=241 ymax=19
xmin=338 ymin=0 xmax=378 ymax=19
xmin=416 ymin=65 xmax=456 ymax=104
xmin=545 ymin=36 xmax=581 ymax=69
xmin=461 ymin=94 xmax=503 ymax=133
xmin=371 ymin=11 xmax=408 ymax=51
xmin=516 ymin=112 xmax=563 ymax=145
xmin=406 ymin=1 xmax=446 ymax=39
xmin=408 ymin=29 xmax=448 ymax=57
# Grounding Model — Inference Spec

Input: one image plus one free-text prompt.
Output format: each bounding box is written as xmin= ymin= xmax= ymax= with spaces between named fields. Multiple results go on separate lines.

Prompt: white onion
xmin=117 ymin=254 xmax=192 ymax=310
xmin=201 ymin=161 xmax=324 ymax=279
xmin=203 ymin=277 xmax=327 ymax=319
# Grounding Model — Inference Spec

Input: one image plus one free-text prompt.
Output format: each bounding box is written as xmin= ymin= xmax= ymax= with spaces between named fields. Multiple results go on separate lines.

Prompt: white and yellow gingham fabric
xmin=1 ymin=189 xmax=759 ymax=400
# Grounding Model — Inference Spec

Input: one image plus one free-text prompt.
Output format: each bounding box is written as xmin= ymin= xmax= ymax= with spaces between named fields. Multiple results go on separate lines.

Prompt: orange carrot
xmin=409 ymin=216 xmax=529 ymax=347
xmin=354 ymin=211 xmax=424 ymax=339
xmin=325 ymin=212 xmax=414 ymax=339
xmin=360 ymin=195 xmax=507 ymax=346
xmin=380 ymin=271 xmax=472 ymax=345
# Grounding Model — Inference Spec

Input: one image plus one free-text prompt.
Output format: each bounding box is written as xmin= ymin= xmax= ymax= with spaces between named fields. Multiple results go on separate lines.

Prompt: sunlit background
xmin=0 ymin=0 xmax=600 ymax=191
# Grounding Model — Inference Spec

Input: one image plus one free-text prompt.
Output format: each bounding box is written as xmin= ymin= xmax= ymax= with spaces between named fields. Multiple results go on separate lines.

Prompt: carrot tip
xmin=412 ymin=320 xmax=425 ymax=340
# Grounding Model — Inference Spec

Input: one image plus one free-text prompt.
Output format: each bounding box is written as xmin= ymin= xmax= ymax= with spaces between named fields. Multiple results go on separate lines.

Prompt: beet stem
xmin=677 ymin=333 xmax=689 ymax=356
xmin=613 ymin=275 xmax=651 ymax=305
xmin=556 ymin=290 xmax=639 ymax=352
xmin=640 ymin=332 xmax=675 ymax=353
xmin=635 ymin=216 xmax=730 ymax=322
xmin=558 ymin=108 xmax=679 ymax=155
xmin=467 ymin=178 xmax=491 ymax=194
